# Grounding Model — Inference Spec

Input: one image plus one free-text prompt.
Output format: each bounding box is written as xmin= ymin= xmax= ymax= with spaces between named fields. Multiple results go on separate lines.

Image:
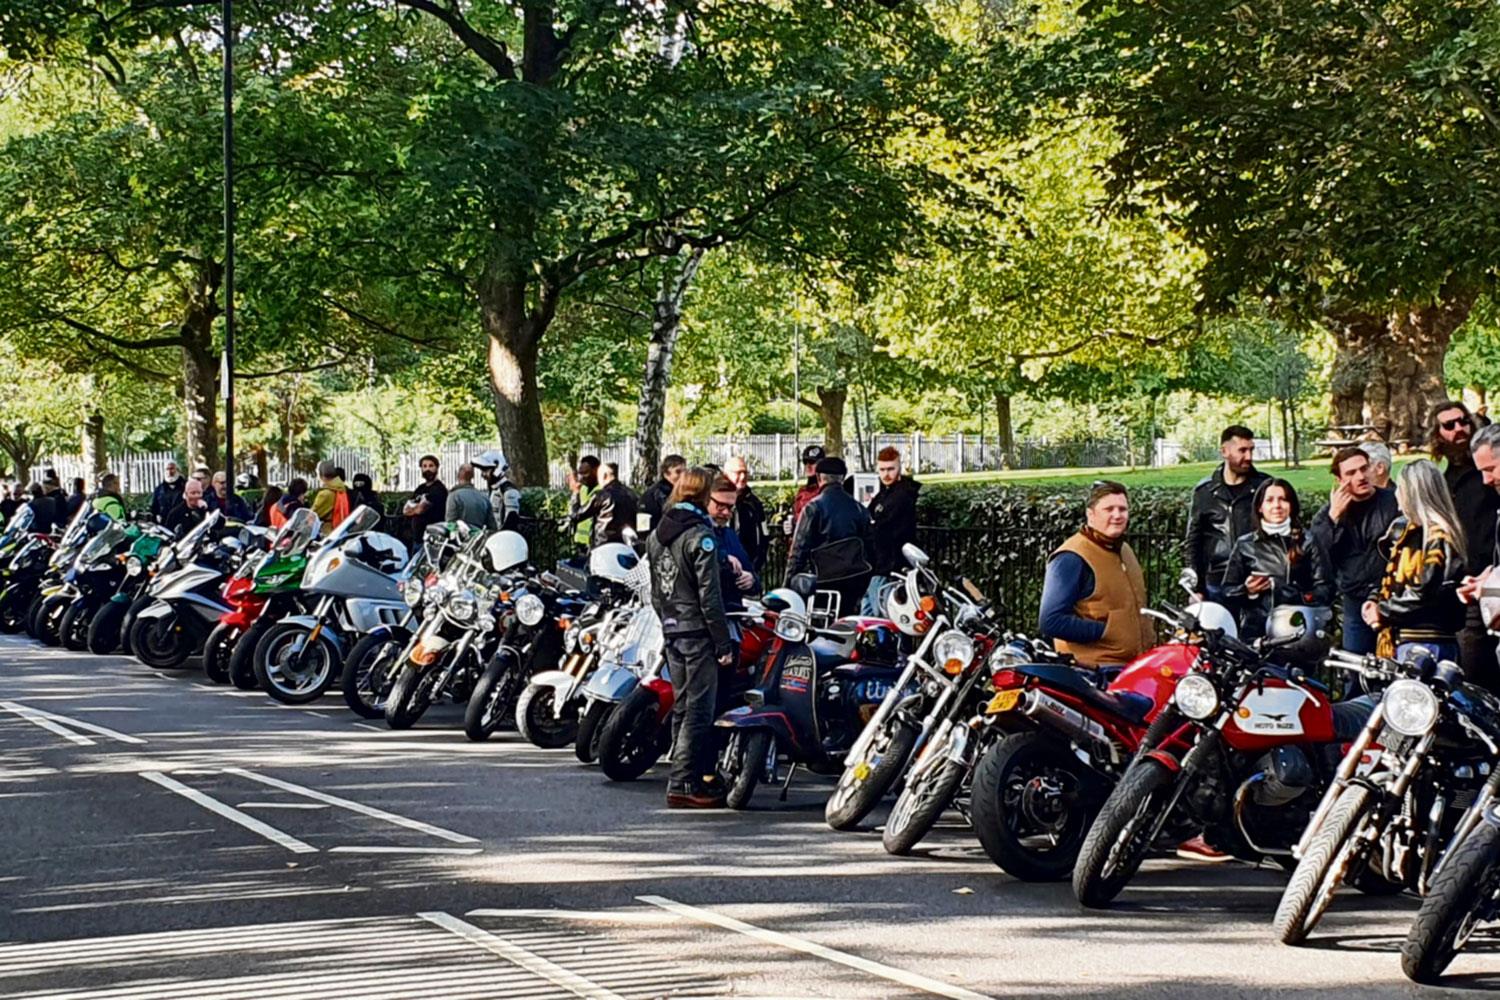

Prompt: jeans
xmin=664 ymin=633 xmax=720 ymax=790
xmin=1395 ymin=640 xmax=1461 ymax=668
xmin=1458 ymin=604 xmax=1500 ymax=694
xmin=861 ymin=575 xmax=887 ymax=616
xmin=1340 ymin=596 xmax=1377 ymax=654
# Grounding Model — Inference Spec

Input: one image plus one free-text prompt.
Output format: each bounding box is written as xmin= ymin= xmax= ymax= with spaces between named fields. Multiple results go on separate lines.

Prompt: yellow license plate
xmin=986 ymin=689 xmax=1022 ymax=715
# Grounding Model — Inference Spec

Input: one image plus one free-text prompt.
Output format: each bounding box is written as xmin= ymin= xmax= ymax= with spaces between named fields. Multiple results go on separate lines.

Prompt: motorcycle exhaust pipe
xmin=1020 ymin=690 xmax=1109 ymax=750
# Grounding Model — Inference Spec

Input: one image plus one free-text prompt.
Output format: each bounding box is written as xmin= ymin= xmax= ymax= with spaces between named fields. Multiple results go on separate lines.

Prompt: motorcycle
xmin=251 ymin=505 xmax=406 ymax=704
xmin=572 ymin=603 xmax=663 ymax=763
xmin=1402 ymin=804 xmax=1500 ymax=983
xmin=0 ymin=510 xmax=55 ymax=634
xmin=1275 ymin=647 xmax=1500 ymax=945
xmin=462 ymin=571 xmax=583 ymax=741
xmin=29 ymin=506 xmax=101 ymax=645
xmin=204 ymin=508 xmax=319 ymax=688
xmin=55 ymin=515 xmax=141 ymax=651
xmin=128 ymin=513 xmax=253 ymax=669
xmin=1071 ymin=603 xmax=1343 ymax=907
xmin=84 ymin=520 xmax=175 ymax=654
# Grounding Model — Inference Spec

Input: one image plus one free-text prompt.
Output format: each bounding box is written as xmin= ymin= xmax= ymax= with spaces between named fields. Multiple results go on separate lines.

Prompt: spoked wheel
xmin=1275 ymin=784 xmax=1377 ymax=945
xmin=883 ymin=750 xmax=968 ymax=856
xmin=385 ymin=661 xmax=442 ymax=730
xmin=1072 ymin=758 xmax=1177 ymax=908
xmin=86 ymin=599 xmax=130 ymax=654
xmin=463 ymin=657 xmax=521 ymax=741
xmin=598 ymin=686 xmax=669 ymax=782
xmin=253 ymin=621 xmax=340 ymax=705
xmin=1403 ymin=820 xmax=1500 ymax=984
xmin=825 ymin=721 xmax=918 ymax=831
xmin=971 ymin=731 xmax=1095 ymax=882
xmin=342 ymin=631 xmax=406 ymax=719
xmin=59 ymin=599 xmax=95 ymax=652
xmin=516 ymin=684 xmax=579 ymax=749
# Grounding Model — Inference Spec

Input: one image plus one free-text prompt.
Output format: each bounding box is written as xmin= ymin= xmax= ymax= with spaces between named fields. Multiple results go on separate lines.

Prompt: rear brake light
xmin=991 ymin=668 xmax=1021 ymax=689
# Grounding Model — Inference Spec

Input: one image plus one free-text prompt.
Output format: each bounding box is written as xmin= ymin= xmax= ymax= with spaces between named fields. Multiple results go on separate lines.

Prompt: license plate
xmin=986 ymin=689 xmax=1022 ymax=714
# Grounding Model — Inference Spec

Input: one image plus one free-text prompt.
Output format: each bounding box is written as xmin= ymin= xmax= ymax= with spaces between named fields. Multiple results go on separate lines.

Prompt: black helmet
xmin=234 ymin=472 xmax=260 ymax=490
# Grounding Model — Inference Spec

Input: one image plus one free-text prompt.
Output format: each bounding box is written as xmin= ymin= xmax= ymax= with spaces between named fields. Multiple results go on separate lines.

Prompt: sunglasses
xmin=1441 ymin=416 xmax=1472 ymax=431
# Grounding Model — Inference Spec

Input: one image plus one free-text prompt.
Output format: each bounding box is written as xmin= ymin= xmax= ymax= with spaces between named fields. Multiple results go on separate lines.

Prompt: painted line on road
xmin=418 ymin=911 xmax=627 ymax=1000
xmin=0 ymin=701 xmax=94 ymax=745
xmin=637 ymin=895 xmax=994 ymax=1000
xmin=7 ymin=702 xmax=148 ymax=744
xmin=354 ymin=722 xmax=383 ymax=731
xmin=222 ymin=766 xmax=479 ymax=845
xmin=139 ymin=771 xmax=317 ymax=854
xmin=467 ymin=907 xmax=684 ymax=926
xmin=235 ymin=801 xmax=330 ymax=810
xmin=329 ymin=846 xmax=482 ymax=855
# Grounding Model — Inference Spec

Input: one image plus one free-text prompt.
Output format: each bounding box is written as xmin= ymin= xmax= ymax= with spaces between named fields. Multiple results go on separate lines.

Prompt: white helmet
xmin=883 ymin=572 xmax=929 ymax=637
xmin=473 ymin=449 xmax=508 ymax=474
xmin=483 ymin=530 xmax=528 ymax=573
xmin=589 ymin=542 xmax=640 ymax=584
xmin=1186 ymin=600 xmax=1238 ymax=640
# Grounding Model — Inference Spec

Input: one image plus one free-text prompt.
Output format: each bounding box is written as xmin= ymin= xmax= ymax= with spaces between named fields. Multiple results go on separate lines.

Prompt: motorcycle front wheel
xmin=463 ymin=655 xmax=521 ymax=741
xmin=824 ymin=720 xmax=918 ymax=831
xmin=253 ymin=621 xmax=339 ymax=705
xmin=118 ymin=593 xmax=154 ymax=656
xmin=1072 ymin=757 xmax=1176 ymax=908
xmin=723 ymin=730 xmax=774 ymax=810
xmin=59 ymin=599 xmax=95 ymax=652
xmin=228 ymin=618 xmax=270 ymax=690
xmin=883 ymin=753 xmax=967 ymax=856
xmin=0 ymin=586 xmax=30 ymax=634
xmin=1402 ymin=819 xmax=1500 ymax=984
xmin=970 ymin=730 xmax=1095 ymax=882
xmin=130 ymin=608 xmax=195 ymax=669
xmin=35 ymin=594 xmax=70 ymax=647
xmin=86 ymin=599 xmax=130 ymax=655
xmin=516 ymin=683 xmax=579 ymax=749
xmin=597 ymin=686 xmax=669 ymax=782
xmin=385 ymin=662 xmax=440 ymax=730
xmin=201 ymin=622 xmax=237 ymax=685
xmin=342 ymin=631 xmax=406 ymax=719
xmin=1274 ymin=783 xmax=1377 ymax=945
xmin=574 ymin=699 xmax=612 ymax=764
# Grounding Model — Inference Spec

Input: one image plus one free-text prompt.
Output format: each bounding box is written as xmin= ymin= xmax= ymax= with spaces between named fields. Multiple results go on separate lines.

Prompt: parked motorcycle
xmin=128 ymin=513 xmax=251 ymax=669
xmin=573 ymin=603 xmax=663 ymax=763
xmin=55 ymin=515 xmax=141 ymax=651
xmin=1401 ymin=805 xmax=1500 ymax=983
xmin=462 ymin=571 xmax=583 ymax=741
xmin=85 ymin=520 xmax=175 ymax=654
xmin=29 ymin=506 xmax=101 ymax=644
xmin=204 ymin=508 xmax=319 ymax=687
xmin=0 ymin=509 xmax=55 ymax=634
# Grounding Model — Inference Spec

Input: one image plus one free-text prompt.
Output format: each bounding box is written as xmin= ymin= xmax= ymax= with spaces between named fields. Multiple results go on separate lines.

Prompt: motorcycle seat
xmin=1013 ymin=662 xmax=1153 ymax=724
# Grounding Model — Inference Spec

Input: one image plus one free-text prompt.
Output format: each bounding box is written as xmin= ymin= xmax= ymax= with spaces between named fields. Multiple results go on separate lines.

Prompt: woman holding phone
xmin=1221 ymin=478 xmax=1334 ymax=639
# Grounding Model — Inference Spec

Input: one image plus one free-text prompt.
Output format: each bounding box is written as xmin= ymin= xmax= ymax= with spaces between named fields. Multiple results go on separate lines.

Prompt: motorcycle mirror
xmin=902 ymin=543 xmax=930 ymax=568
xmin=1178 ymin=568 xmax=1198 ymax=594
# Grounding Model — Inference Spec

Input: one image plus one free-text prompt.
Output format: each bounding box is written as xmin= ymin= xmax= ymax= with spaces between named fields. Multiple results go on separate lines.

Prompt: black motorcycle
xmin=462 ymin=574 xmax=581 ymax=741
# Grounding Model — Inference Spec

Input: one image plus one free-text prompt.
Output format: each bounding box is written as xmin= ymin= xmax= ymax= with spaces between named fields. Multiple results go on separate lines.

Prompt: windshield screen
xmin=78 ymin=521 xmax=127 ymax=566
xmin=442 ymin=531 xmax=491 ymax=587
xmin=322 ymin=505 xmax=383 ymax=549
xmin=174 ymin=510 xmax=222 ymax=560
xmin=56 ymin=504 xmax=92 ymax=549
xmin=5 ymin=506 xmax=33 ymax=534
xmin=272 ymin=508 xmax=319 ymax=555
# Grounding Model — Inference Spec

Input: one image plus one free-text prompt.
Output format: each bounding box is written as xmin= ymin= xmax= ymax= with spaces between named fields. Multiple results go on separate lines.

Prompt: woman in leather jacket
xmin=1221 ymin=479 xmax=1333 ymax=639
xmin=1363 ymin=459 xmax=1468 ymax=663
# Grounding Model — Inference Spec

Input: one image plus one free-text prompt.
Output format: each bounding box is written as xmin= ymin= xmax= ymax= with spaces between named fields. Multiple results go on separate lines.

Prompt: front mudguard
xmin=581 ymin=661 xmax=639 ymax=704
xmin=275 ymin=613 xmax=347 ymax=660
xmin=528 ymin=669 xmax=584 ymax=718
xmin=715 ymin=704 xmax=801 ymax=752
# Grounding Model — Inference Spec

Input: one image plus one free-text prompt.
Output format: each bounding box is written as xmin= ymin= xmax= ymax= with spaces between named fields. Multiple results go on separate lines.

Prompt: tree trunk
xmin=81 ymin=411 xmax=106 ymax=479
xmin=252 ymin=446 xmax=269 ymax=487
xmin=630 ymin=249 xmax=705 ymax=488
xmin=816 ymin=387 xmax=846 ymax=459
xmin=181 ymin=336 xmax=218 ymax=471
xmin=994 ymin=392 xmax=1015 ymax=469
xmin=479 ymin=265 xmax=554 ymax=487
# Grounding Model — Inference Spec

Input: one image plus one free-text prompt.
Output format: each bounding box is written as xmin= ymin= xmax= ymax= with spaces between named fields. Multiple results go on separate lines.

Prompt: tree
xmin=1447 ymin=298 xmax=1500 ymax=411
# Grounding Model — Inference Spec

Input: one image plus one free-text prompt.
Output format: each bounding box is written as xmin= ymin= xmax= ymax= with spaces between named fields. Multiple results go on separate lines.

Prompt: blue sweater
xmin=1038 ymin=552 xmax=1106 ymax=644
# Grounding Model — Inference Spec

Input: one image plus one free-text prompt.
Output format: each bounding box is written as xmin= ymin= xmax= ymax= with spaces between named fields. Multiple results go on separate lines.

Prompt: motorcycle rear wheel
xmin=574 ymin=699 xmax=611 ymax=764
xmin=86 ymin=599 xmax=130 ymax=655
xmin=254 ymin=621 xmax=339 ymax=705
xmin=516 ymin=683 xmax=579 ymax=750
xmin=1072 ymin=757 xmax=1176 ymax=908
xmin=1274 ymin=784 xmax=1376 ymax=945
xmin=59 ymin=599 xmax=95 ymax=652
xmin=343 ymin=631 xmax=405 ymax=719
xmin=201 ymin=623 xmax=237 ymax=685
xmin=824 ymin=721 xmax=918 ymax=831
xmin=1402 ymin=818 xmax=1500 ymax=984
xmin=970 ymin=730 xmax=1094 ymax=882
xmin=597 ymin=686 xmax=668 ymax=782
xmin=385 ymin=662 xmax=439 ymax=730
xmin=883 ymin=755 xmax=967 ymax=856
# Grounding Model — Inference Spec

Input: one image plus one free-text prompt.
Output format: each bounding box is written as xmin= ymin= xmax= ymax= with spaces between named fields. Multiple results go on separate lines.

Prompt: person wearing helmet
xmin=1219 ymin=479 xmax=1333 ymax=640
xmin=473 ymin=449 xmax=522 ymax=532
xmin=1038 ymin=480 xmax=1153 ymax=668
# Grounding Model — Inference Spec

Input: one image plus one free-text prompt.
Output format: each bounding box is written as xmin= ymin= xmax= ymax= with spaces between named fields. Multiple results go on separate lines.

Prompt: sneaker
xmin=667 ymin=779 xmax=727 ymax=809
xmin=1175 ymin=835 xmax=1232 ymax=863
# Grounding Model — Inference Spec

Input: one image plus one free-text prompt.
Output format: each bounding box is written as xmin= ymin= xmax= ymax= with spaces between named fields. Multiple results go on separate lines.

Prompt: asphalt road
xmin=0 ymin=633 xmax=1494 ymax=999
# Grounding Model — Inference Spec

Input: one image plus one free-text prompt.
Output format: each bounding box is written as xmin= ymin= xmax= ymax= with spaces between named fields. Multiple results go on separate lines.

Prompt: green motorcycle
xmin=204 ymin=508 xmax=319 ymax=688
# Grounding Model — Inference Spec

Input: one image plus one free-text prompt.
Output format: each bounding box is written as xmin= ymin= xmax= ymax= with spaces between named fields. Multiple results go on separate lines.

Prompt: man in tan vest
xmin=1039 ymin=481 xmax=1154 ymax=667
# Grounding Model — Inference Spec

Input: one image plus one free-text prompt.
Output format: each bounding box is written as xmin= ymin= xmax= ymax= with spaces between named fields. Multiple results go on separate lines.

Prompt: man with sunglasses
xmin=1433 ymin=400 xmax=1500 ymax=686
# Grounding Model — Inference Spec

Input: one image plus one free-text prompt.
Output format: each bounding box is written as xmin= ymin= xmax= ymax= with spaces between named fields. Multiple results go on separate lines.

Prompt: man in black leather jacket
xmin=787 ymin=456 xmax=873 ymax=619
xmin=640 ymin=454 xmax=686 ymax=532
xmin=1183 ymin=425 xmax=1269 ymax=601
xmin=1308 ymin=447 xmax=1399 ymax=653
xmin=647 ymin=467 xmax=734 ymax=809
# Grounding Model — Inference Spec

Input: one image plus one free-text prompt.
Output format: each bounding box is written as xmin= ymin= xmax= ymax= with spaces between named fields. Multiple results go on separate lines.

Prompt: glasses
xmin=1440 ymin=416 xmax=1472 ymax=431
xmin=708 ymin=498 xmax=735 ymax=511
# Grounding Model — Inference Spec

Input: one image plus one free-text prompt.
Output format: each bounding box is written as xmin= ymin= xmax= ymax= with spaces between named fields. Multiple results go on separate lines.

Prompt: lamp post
xmin=221 ymin=0 xmax=237 ymax=502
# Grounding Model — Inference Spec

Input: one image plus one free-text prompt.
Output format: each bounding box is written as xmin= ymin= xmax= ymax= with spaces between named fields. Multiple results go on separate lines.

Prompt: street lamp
xmin=221 ymin=0 xmax=237 ymax=502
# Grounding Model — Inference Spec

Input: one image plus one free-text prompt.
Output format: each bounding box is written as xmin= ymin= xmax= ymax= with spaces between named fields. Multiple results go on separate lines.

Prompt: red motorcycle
xmin=1072 ymin=604 xmax=1341 ymax=907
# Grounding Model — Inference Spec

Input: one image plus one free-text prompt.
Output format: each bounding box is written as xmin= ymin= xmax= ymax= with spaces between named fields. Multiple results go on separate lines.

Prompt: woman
xmin=1363 ymin=459 xmax=1466 ymax=663
xmin=254 ymin=485 xmax=284 ymax=529
xmin=1221 ymin=479 xmax=1333 ymax=639
xmin=273 ymin=478 xmax=309 ymax=531
xmin=349 ymin=472 xmax=382 ymax=514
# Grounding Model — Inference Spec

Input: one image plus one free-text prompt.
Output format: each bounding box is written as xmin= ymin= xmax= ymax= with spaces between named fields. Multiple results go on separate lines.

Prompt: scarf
xmin=1081 ymin=524 xmax=1123 ymax=553
xmin=1261 ymin=518 xmax=1292 ymax=538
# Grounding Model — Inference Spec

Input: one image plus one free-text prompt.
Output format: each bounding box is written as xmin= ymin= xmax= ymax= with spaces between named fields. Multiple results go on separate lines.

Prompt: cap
xmin=814 ymin=456 xmax=848 ymax=478
xmin=801 ymin=444 xmax=826 ymax=466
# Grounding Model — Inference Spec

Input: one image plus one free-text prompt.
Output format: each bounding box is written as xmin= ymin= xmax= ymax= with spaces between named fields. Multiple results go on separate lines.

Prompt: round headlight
xmin=1174 ymin=673 xmax=1220 ymax=720
xmin=403 ymin=578 xmax=424 ymax=608
xmin=125 ymin=556 xmax=143 ymax=576
xmin=933 ymin=630 xmax=976 ymax=676
xmin=774 ymin=613 xmax=808 ymax=644
xmin=449 ymin=590 xmax=478 ymax=623
xmin=516 ymin=593 xmax=545 ymax=627
xmin=1383 ymin=678 xmax=1440 ymax=737
xmin=425 ymin=583 xmax=450 ymax=608
xmin=563 ymin=627 xmax=579 ymax=652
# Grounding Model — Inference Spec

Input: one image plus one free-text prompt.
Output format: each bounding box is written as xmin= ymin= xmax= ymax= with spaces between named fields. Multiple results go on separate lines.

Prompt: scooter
xmin=204 ymin=508 xmax=319 ymax=688
xmin=85 ymin=520 xmax=175 ymax=654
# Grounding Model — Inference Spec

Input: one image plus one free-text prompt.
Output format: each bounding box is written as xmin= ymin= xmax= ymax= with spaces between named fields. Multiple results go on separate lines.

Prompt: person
xmin=164 ymin=477 xmax=210 ymax=537
xmin=349 ymin=473 xmax=382 ymax=513
xmin=273 ymin=478 xmax=309 ymax=531
xmin=786 ymin=456 xmax=873 ymax=619
xmin=1308 ymin=447 xmax=1400 ymax=654
xmin=151 ymin=461 xmax=186 ymax=522
xmin=63 ymin=477 xmax=86 ymax=521
xmin=472 ymin=450 xmax=521 ymax=531
xmin=1183 ymin=425 xmax=1270 ymax=602
xmin=646 ymin=466 xmax=734 ymax=809
xmin=26 ymin=479 xmax=62 ymax=534
xmin=1361 ymin=441 xmax=1393 ymax=491
xmin=90 ymin=473 xmax=127 ymax=521
xmin=37 ymin=471 xmax=66 ymax=530
xmin=0 ymin=483 xmax=17 ymax=523
xmin=311 ymin=460 xmax=350 ymax=533
xmin=444 ymin=463 xmax=494 ymax=531
xmin=570 ymin=461 xmax=637 ymax=546
xmin=784 ymin=444 xmax=827 ymax=539
xmin=708 ymin=475 xmax=758 ymax=611
xmin=864 ymin=446 xmax=921 ymax=615
xmin=1220 ymin=479 xmax=1333 ymax=639
xmin=255 ymin=485 xmax=284 ymax=529
xmin=1458 ymin=423 xmax=1500 ymax=689
xmin=192 ymin=465 xmax=211 ymax=486
xmin=723 ymin=456 xmax=768 ymax=575
xmin=567 ymin=456 xmax=601 ymax=551
xmin=1363 ymin=459 xmax=1467 ymax=665
xmin=1038 ymin=481 xmax=1154 ymax=668
xmin=402 ymin=455 xmax=447 ymax=543
xmin=641 ymin=454 xmax=686 ymax=532
xmin=1431 ymin=400 xmax=1500 ymax=683
xmin=207 ymin=471 xmax=252 ymax=521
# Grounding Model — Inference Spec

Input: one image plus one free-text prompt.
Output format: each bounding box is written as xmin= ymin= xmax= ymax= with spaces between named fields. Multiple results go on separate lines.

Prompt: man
xmin=207 ymin=471 xmax=252 ymax=521
xmin=1432 ymin=400 xmax=1500 ymax=681
xmin=63 ymin=477 xmax=87 ymax=521
xmin=348 ymin=473 xmax=381 ymax=512
xmin=402 ymin=455 xmax=447 ymax=543
xmin=310 ymin=460 xmax=350 ymax=533
xmin=472 ymin=450 xmax=521 ymax=531
xmin=192 ymin=465 xmax=211 ymax=486
xmin=91 ymin=473 xmax=127 ymax=521
xmin=39 ymin=470 xmax=66 ymax=528
xmin=1308 ymin=447 xmax=1400 ymax=654
xmin=164 ymin=477 xmax=210 ymax=536
xmin=724 ymin=456 xmax=768 ymax=574
xmin=708 ymin=475 xmax=758 ymax=611
xmin=787 ymin=456 xmax=873 ymax=619
xmin=1360 ymin=441 xmax=1393 ymax=490
xmin=151 ymin=461 xmax=186 ymax=522
xmin=864 ymin=446 xmax=921 ymax=615
xmin=0 ymin=483 xmax=17 ymax=523
xmin=640 ymin=454 xmax=686 ymax=531
xmin=571 ymin=461 xmax=637 ymax=546
xmin=1459 ymin=426 xmax=1500 ymax=658
xmin=567 ymin=456 xmax=602 ymax=551
xmin=27 ymin=477 xmax=63 ymax=534
xmin=1183 ymin=425 xmax=1269 ymax=601
xmin=444 ymin=463 xmax=494 ymax=531
xmin=785 ymin=444 xmax=826 ymax=538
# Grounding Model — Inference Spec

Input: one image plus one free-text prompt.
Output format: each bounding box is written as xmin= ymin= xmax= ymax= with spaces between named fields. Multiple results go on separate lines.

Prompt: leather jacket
xmin=868 ymin=478 xmax=921 ymax=575
xmin=1221 ymin=529 xmax=1334 ymax=639
xmin=1372 ymin=517 xmax=1466 ymax=641
xmin=1307 ymin=487 xmax=1400 ymax=600
xmin=786 ymin=483 xmax=872 ymax=583
xmin=1183 ymin=464 xmax=1270 ymax=589
xmin=647 ymin=503 xmax=733 ymax=657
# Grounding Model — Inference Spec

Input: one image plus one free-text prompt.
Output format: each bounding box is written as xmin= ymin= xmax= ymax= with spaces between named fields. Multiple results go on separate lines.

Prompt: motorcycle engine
xmin=1246 ymin=746 xmax=1314 ymax=808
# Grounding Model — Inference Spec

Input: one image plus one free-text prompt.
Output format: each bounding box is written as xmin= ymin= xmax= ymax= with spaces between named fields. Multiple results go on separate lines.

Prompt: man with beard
xmin=570 ymin=461 xmax=638 ymax=547
xmin=1433 ymin=401 xmax=1500 ymax=687
xmin=1183 ymin=425 xmax=1270 ymax=602
xmin=402 ymin=455 xmax=447 ymax=545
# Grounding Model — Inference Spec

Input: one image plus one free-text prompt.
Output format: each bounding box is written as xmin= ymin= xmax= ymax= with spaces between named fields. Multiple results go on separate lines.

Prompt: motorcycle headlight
xmin=1174 ymin=673 xmax=1220 ymax=720
xmin=563 ymin=628 xmax=579 ymax=652
xmin=425 ymin=583 xmax=450 ymax=608
xmin=448 ymin=590 xmax=478 ymax=624
xmin=516 ymin=593 xmax=545 ymax=627
xmin=125 ymin=556 xmax=143 ymax=577
xmin=933 ymin=630 xmax=976 ymax=676
xmin=403 ymin=578 xmax=424 ymax=608
xmin=1383 ymin=678 xmax=1440 ymax=737
xmin=774 ymin=612 xmax=808 ymax=644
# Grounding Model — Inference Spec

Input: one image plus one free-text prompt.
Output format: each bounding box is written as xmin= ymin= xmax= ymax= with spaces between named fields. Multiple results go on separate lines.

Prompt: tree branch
xmin=319 ymin=294 xmax=453 ymax=348
xmin=237 ymin=354 xmax=353 ymax=379
xmin=392 ymin=0 xmax=518 ymax=80
xmin=47 ymin=312 xmax=185 ymax=352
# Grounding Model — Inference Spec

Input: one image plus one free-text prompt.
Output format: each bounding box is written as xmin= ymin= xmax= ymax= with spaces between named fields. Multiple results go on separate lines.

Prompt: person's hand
xmin=1361 ymin=600 xmax=1381 ymax=628
xmin=718 ymin=652 xmax=733 ymax=667
xmin=781 ymin=515 xmax=794 ymax=536
xmin=735 ymin=569 xmax=755 ymax=591
xmin=728 ymin=556 xmax=742 ymax=574
xmin=1246 ymin=573 xmax=1272 ymax=595
xmin=1328 ymin=484 xmax=1352 ymax=523
xmin=1459 ymin=567 xmax=1491 ymax=604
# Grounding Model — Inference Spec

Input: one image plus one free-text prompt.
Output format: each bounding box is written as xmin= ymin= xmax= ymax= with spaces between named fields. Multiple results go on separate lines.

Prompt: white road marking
xmin=329 ymin=845 xmax=482 ymax=855
xmin=467 ymin=908 xmax=683 ymax=925
xmin=222 ymin=766 xmax=479 ymax=844
xmin=637 ymin=895 xmax=994 ymax=1000
xmin=8 ymin=703 xmax=147 ymax=744
xmin=418 ymin=911 xmax=627 ymax=1000
xmin=139 ymin=772 xmax=317 ymax=854
xmin=354 ymin=722 xmax=383 ymax=731
xmin=0 ymin=701 xmax=94 ymax=745
xmin=235 ymin=801 xmax=329 ymax=810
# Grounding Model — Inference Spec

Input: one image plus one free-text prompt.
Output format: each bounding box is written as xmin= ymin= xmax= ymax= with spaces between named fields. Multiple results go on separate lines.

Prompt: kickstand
xmin=779 ymin=762 xmax=798 ymax=802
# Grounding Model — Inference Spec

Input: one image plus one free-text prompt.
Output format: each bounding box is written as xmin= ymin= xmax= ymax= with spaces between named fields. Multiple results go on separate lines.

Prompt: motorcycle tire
xmin=228 ymin=618 xmax=270 ymax=690
xmin=35 ymin=594 xmax=71 ymax=647
xmin=202 ymin=623 xmax=237 ymax=685
xmin=1072 ymin=757 xmax=1176 ymax=908
xmin=0 ymin=587 xmax=29 ymax=634
xmin=253 ymin=621 xmax=339 ymax=705
xmin=86 ymin=599 xmax=130 ymax=655
xmin=824 ymin=721 xmax=919 ymax=832
xmin=1402 ymin=818 xmax=1500 ymax=984
xmin=343 ymin=631 xmax=406 ymax=720
xmin=883 ymin=755 xmax=968 ymax=856
xmin=598 ymin=686 xmax=669 ymax=782
xmin=59 ymin=599 xmax=94 ymax=652
xmin=119 ymin=593 xmax=155 ymax=657
xmin=970 ymin=731 xmax=1095 ymax=882
xmin=574 ymin=700 xmax=612 ymax=764
xmin=516 ymin=683 xmax=579 ymax=750
xmin=385 ymin=662 xmax=439 ymax=730
xmin=464 ymin=656 xmax=521 ymax=741
xmin=130 ymin=609 xmax=194 ymax=669
xmin=725 ymin=730 xmax=774 ymax=811
xmin=24 ymin=591 xmax=46 ymax=639
xmin=1274 ymin=784 xmax=1376 ymax=945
